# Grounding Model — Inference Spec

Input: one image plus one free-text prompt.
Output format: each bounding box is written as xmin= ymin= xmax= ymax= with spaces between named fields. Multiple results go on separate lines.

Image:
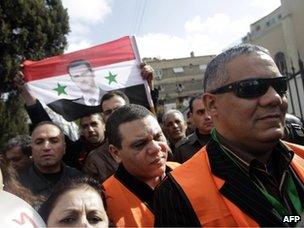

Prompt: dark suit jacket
xmin=19 ymin=163 xmax=82 ymax=197
xmin=174 ymin=129 xmax=211 ymax=163
xmin=83 ymin=140 xmax=119 ymax=183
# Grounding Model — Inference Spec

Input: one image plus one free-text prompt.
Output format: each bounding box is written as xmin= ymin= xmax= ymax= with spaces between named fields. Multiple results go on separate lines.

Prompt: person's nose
xmin=87 ymin=125 xmax=95 ymax=133
xmin=78 ymin=214 xmax=90 ymax=227
xmin=42 ymin=141 xmax=51 ymax=150
xmin=172 ymin=122 xmax=179 ymax=129
xmin=204 ymin=114 xmax=212 ymax=121
xmin=259 ymin=86 xmax=284 ymax=107
xmin=147 ymin=140 xmax=162 ymax=155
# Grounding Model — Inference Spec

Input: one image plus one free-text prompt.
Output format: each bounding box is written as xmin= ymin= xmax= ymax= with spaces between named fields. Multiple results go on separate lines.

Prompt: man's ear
xmin=203 ymin=93 xmax=217 ymax=117
xmin=109 ymin=144 xmax=122 ymax=163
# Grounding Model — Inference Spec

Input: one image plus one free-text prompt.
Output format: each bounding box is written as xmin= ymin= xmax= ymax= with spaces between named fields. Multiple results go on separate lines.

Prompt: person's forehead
xmin=81 ymin=115 xmax=102 ymax=125
xmin=119 ymin=115 xmax=160 ymax=138
xmin=166 ymin=113 xmax=183 ymax=123
xmin=193 ymin=98 xmax=204 ymax=110
xmin=55 ymin=188 xmax=103 ymax=209
xmin=102 ymin=95 xmax=126 ymax=110
xmin=227 ymin=52 xmax=280 ymax=82
xmin=6 ymin=146 xmax=22 ymax=156
xmin=69 ymin=63 xmax=89 ymax=73
xmin=31 ymin=124 xmax=61 ymax=139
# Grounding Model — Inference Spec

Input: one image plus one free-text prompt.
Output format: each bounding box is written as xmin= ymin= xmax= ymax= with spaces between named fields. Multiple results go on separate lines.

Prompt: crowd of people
xmin=1 ymin=44 xmax=304 ymax=227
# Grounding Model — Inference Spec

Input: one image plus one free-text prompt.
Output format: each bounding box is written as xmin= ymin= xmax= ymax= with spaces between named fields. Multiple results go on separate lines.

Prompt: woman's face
xmin=47 ymin=187 xmax=108 ymax=227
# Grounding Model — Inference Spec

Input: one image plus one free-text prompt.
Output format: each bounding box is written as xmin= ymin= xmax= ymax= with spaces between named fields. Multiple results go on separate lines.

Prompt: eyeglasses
xmin=209 ymin=77 xmax=287 ymax=98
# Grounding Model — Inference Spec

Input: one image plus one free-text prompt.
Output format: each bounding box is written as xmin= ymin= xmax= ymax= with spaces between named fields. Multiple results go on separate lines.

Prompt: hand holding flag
xmin=22 ymin=36 xmax=153 ymax=121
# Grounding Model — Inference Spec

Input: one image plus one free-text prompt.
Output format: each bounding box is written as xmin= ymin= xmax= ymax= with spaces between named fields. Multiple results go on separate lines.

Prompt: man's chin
xmin=258 ymin=128 xmax=284 ymax=143
xmin=40 ymin=162 xmax=57 ymax=167
xmin=173 ymin=134 xmax=184 ymax=141
xmin=88 ymin=137 xmax=100 ymax=144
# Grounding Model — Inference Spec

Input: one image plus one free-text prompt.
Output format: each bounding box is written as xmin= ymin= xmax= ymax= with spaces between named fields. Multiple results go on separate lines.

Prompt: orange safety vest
xmin=171 ymin=141 xmax=304 ymax=227
xmin=103 ymin=162 xmax=179 ymax=227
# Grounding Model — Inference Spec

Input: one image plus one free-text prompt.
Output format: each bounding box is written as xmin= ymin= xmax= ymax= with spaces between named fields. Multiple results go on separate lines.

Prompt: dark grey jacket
xmin=173 ymin=129 xmax=211 ymax=163
xmin=20 ymin=163 xmax=82 ymax=197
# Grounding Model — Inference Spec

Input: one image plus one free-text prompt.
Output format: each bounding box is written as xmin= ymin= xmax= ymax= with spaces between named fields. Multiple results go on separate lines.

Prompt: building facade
xmin=144 ymin=53 xmax=214 ymax=118
xmin=242 ymin=0 xmax=304 ymax=118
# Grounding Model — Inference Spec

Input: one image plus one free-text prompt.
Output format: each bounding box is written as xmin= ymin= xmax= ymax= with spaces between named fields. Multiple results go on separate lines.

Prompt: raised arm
xmin=14 ymin=71 xmax=52 ymax=124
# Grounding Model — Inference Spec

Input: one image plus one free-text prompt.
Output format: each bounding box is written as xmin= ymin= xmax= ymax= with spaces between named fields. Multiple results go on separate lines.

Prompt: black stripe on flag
xmin=48 ymin=84 xmax=150 ymax=121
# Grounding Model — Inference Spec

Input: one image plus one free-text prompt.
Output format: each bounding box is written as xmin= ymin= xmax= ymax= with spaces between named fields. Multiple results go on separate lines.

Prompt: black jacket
xmin=174 ymin=129 xmax=211 ymax=163
xmin=19 ymin=163 xmax=82 ymax=197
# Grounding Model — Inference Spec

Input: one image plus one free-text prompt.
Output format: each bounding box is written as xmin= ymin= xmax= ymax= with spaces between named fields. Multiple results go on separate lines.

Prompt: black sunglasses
xmin=209 ymin=77 xmax=287 ymax=98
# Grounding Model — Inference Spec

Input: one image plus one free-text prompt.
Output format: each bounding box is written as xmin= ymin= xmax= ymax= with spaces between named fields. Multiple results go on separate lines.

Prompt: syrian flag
xmin=22 ymin=36 xmax=153 ymax=121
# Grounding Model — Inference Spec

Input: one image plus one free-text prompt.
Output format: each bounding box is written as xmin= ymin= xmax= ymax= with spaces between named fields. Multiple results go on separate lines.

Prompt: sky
xmin=62 ymin=0 xmax=281 ymax=59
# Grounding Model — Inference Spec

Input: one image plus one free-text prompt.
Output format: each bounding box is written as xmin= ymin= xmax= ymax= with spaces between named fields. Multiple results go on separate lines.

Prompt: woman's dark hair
xmin=38 ymin=176 xmax=107 ymax=223
xmin=3 ymin=135 xmax=32 ymax=157
xmin=0 ymin=155 xmax=36 ymax=204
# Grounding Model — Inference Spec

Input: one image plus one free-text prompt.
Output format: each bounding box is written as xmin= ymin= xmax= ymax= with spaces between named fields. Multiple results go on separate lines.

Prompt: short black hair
xmin=31 ymin=121 xmax=64 ymax=141
xmin=38 ymin=176 xmax=106 ymax=223
xmin=100 ymin=90 xmax=130 ymax=110
xmin=80 ymin=113 xmax=104 ymax=125
xmin=67 ymin=59 xmax=92 ymax=75
xmin=189 ymin=94 xmax=203 ymax=113
xmin=106 ymin=104 xmax=153 ymax=149
xmin=189 ymin=97 xmax=195 ymax=114
xmin=203 ymin=43 xmax=270 ymax=92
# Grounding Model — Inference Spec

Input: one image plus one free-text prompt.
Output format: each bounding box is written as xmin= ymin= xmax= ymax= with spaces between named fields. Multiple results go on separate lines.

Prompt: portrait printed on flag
xmin=22 ymin=36 xmax=153 ymax=121
xmin=67 ymin=59 xmax=104 ymax=106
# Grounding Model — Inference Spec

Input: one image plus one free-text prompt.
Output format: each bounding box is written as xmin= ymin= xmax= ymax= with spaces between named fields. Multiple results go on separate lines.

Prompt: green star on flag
xmin=105 ymin=71 xmax=118 ymax=85
xmin=53 ymin=83 xmax=67 ymax=96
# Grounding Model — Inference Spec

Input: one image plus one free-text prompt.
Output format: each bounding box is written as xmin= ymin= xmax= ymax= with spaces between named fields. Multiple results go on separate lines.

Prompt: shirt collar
xmin=218 ymin=139 xmax=294 ymax=175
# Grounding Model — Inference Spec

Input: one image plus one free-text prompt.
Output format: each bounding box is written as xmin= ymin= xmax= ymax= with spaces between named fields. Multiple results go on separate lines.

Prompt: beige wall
xmin=250 ymin=23 xmax=287 ymax=59
xmin=145 ymin=55 xmax=214 ymax=115
xmin=243 ymin=0 xmax=304 ymax=118
xmin=282 ymin=0 xmax=304 ymax=59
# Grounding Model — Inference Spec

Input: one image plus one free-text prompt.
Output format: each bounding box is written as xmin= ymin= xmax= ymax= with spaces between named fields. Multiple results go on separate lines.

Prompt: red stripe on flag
xmin=23 ymin=36 xmax=135 ymax=82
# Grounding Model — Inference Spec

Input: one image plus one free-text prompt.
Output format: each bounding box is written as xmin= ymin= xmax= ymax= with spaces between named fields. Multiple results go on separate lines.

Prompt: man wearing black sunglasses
xmin=154 ymin=44 xmax=304 ymax=227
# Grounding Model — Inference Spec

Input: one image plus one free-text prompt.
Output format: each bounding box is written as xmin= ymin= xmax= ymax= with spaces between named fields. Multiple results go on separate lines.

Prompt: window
xmin=157 ymin=85 xmax=165 ymax=92
xmin=274 ymin=52 xmax=287 ymax=74
xmin=159 ymin=95 xmax=165 ymax=101
xmin=155 ymin=69 xmax=163 ymax=80
xmin=256 ymin=25 xmax=260 ymax=31
xmin=176 ymin=83 xmax=184 ymax=92
xmin=199 ymin=64 xmax=207 ymax=71
xmin=173 ymin=67 xmax=184 ymax=73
